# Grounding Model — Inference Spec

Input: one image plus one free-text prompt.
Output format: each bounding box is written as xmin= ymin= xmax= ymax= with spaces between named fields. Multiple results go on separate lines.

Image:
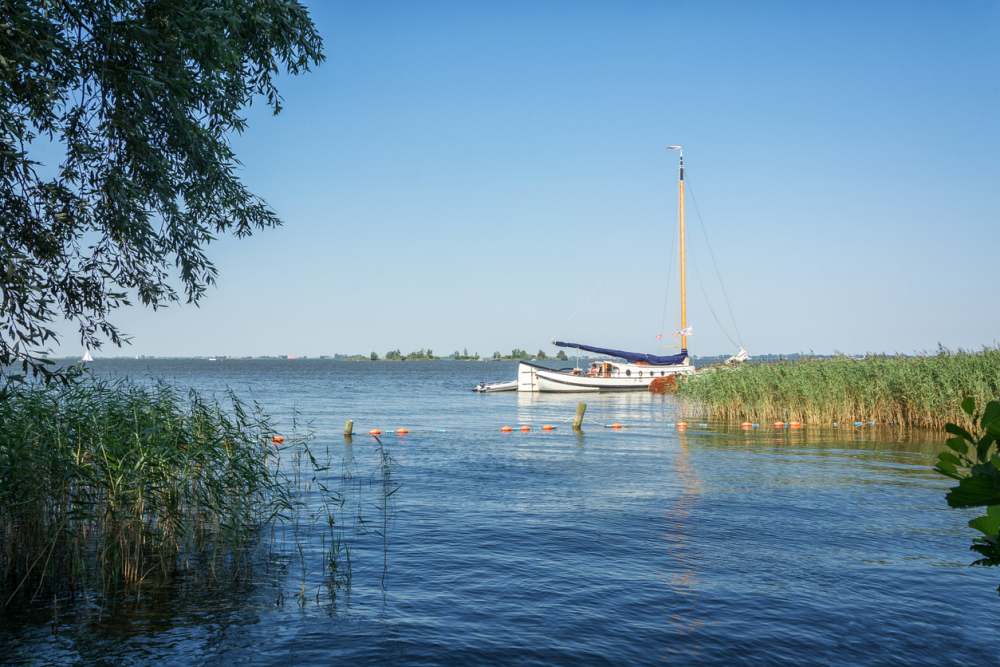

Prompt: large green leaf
xmin=982 ymin=401 xmax=1000 ymax=430
xmin=948 ymin=474 xmax=1000 ymax=508
xmin=946 ymin=436 xmax=969 ymax=456
xmin=946 ymin=423 xmax=975 ymax=443
xmin=937 ymin=452 xmax=962 ymax=470
xmin=936 ymin=457 xmax=961 ymax=480
xmin=969 ymin=506 xmax=1000 ymax=538
xmin=977 ymin=432 xmax=998 ymax=463
xmin=940 ymin=399 xmax=1000 ymax=586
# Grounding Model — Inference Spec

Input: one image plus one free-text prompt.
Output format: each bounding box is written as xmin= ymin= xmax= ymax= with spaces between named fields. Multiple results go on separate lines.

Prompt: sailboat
xmin=81 ymin=349 xmax=94 ymax=363
xmin=516 ymin=145 xmax=700 ymax=393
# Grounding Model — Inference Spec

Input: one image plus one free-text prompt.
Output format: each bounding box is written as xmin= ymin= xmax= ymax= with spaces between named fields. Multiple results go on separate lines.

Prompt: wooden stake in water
xmin=573 ymin=402 xmax=587 ymax=431
xmin=344 ymin=419 xmax=354 ymax=437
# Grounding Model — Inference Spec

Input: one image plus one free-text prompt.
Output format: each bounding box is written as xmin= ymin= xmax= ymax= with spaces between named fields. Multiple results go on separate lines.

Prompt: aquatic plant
xmin=936 ymin=398 xmax=1000 ymax=589
xmin=0 ymin=379 xmax=293 ymax=604
xmin=677 ymin=348 xmax=1000 ymax=429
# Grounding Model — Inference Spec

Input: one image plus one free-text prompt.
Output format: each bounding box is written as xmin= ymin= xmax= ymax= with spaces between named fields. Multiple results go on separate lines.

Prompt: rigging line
xmin=689 ymin=241 xmax=741 ymax=349
xmin=686 ymin=182 xmax=744 ymax=348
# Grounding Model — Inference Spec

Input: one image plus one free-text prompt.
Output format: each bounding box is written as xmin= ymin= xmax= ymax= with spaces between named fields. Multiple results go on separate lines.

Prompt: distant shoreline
xmin=51 ymin=356 xmax=549 ymax=362
xmin=48 ymin=351 xmax=958 ymax=364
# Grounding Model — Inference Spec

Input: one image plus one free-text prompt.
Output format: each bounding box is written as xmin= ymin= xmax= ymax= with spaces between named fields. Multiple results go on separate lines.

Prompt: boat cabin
xmin=586 ymin=360 xmax=684 ymax=378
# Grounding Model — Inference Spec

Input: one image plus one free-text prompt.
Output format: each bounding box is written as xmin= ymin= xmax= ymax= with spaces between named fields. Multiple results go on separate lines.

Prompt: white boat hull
xmin=517 ymin=361 xmax=694 ymax=393
xmin=473 ymin=380 xmax=517 ymax=393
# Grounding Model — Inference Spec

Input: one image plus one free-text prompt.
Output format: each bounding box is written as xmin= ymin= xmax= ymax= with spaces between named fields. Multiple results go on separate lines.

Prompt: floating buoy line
xmin=272 ymin=415 xmax=883 ymax=445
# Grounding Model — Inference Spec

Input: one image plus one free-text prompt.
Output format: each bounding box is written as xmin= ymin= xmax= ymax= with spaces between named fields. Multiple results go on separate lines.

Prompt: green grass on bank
xmin=0 ymin=379 xmax=291 ymax=604
xmin=677 ymin=349 xmax=1000 ymax=429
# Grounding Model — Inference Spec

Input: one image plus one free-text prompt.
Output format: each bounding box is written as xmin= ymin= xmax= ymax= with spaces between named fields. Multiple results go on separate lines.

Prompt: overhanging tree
xmin=1 ymin=0 xmax=323 ymax=380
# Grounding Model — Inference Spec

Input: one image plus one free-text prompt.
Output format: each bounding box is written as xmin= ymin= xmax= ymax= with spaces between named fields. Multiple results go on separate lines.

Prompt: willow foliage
xmin=1 ymin=0 xmax=324 ymax=380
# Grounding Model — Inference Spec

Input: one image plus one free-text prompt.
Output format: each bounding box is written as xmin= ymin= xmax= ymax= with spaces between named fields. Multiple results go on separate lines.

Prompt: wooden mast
xmin=668 ymin=145 xmax=687 ymax=352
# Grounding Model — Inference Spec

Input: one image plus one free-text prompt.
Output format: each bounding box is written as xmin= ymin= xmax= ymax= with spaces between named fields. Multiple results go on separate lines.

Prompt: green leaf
xmin=969 ymin=506 xmax=1000 ymax=538
xmin=962 ymin=397 xmax=976 ymax=416
xmin=936 ymin=461 xmax=961 ymax=480
xmin=946 ymin=437 xmax=969 ymax=456
xmin=982 ymin=401 xmax=1000 ymax=430
xmin=947 ymin=473 xmax=1000 ymax=508
xmin=977 ymin=433 xmax=998 ymax=463
xmin=936 ymin=451 xmax=963 ymax=479
xmin=946 ymin=422 xmax=975 ymax=443
xmin=938 ymin=452 xmax=962 ymax=467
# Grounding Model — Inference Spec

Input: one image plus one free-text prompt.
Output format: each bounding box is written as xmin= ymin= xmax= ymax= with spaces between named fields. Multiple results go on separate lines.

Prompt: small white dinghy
xmin=472 ymin=380 xmax=517 ymax=393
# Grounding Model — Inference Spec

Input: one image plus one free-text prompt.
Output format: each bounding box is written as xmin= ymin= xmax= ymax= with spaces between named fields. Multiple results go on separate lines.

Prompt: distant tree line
xmin=486 ymin=348 xmax=566 ymax=361
xmin=366 ymin=347 xmax=565 ymax=361
xmin=379 ymin=348 xmax=435 ymax=361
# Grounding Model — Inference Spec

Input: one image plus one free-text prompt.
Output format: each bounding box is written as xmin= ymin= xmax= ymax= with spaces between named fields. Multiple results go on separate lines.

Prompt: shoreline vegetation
xmin=0 ymin=379 xmax=353 ymax=608
xmin=678 ymin=348 xmax=1000 ymax=430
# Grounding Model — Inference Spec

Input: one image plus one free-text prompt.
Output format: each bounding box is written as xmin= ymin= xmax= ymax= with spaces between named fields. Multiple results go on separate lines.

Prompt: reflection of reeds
xmin=0 ymin=380 xmax=293 ymax=604
xmin=678 ymin=349 xmax=1000 ymax=429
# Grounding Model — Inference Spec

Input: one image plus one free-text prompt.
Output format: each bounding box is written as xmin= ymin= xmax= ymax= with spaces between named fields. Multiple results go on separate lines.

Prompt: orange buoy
xmin=395 ymin=427 xmax=409 ymax=435
xmin=542 ymin=424 xmax=556 ymax=431
xmin=500 ymin=425 xmax=514 ymax=432
xmin=271 ymin=434 xmax=285 ymax=445
xmin=368 ymin=428 xmax=382 ymax=436
xmin=789 ymin=421 xmax=802 ymax=429
xmin=773 ymin=421 xmax=785 ymax=428
xmin=610 ymin=422 xmax=623 ymax=429
xmin=520 ymin=425 xmax=531 ymax=432
xmin=676 ymin=421 xmax=688 ymax=429
xmin=740 ymin=422 xmax=752 ymax=429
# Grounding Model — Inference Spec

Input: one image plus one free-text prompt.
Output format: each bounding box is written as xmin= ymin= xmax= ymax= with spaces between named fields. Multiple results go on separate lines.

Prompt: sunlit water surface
xmin=2 ymin=360 xmax=996 ymax=665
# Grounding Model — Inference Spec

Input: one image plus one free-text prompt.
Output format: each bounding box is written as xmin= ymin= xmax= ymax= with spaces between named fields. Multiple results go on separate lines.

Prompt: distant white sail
xmin=81 ymin=349 xmax=94 ymax=363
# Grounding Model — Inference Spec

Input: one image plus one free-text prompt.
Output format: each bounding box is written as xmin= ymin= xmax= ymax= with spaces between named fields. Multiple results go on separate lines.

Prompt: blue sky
xmin=54 ymin=1 xmax=999 ymax=357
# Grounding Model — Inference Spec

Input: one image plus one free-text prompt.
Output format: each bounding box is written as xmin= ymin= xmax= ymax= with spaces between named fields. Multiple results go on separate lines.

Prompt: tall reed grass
xmin=0 ymin=379 xmax=292 ymax=604
xmin=678 ymin=349 xmax=1000 ymax=429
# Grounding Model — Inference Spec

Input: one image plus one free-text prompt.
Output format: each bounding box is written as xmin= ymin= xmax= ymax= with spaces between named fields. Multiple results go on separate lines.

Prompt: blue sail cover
xmin=553 ymin=341 xmax=688 ymax=365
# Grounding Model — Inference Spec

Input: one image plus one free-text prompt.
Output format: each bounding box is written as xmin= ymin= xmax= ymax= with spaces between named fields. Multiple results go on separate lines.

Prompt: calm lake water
xmin=2 ymin=359 xmax=997 ymax=665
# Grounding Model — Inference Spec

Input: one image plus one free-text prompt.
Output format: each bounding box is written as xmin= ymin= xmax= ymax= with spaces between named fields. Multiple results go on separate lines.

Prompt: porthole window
xmin=638 ymin=371 xmax=643 ymax=377
xmin=626 ymin=369 xmax=631 ymax=377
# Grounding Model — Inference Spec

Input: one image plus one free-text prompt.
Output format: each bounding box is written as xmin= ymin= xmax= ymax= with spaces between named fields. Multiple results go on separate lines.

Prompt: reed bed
xmin=0 ymin=379 xmax=293 ymax=605
xmin=677 ymin=349 xmax=1000 ymax=429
